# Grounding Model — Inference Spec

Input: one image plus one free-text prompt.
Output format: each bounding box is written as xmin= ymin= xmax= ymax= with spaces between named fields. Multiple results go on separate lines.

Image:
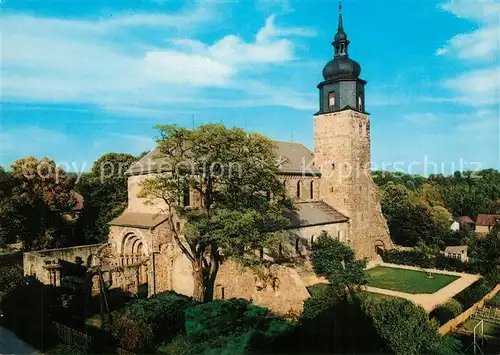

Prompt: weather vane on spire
xmin=339 ymin=0 xmax=342 ymax=13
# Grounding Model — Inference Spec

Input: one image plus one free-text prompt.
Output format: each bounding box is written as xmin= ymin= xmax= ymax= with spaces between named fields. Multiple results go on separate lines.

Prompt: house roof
xmin=126 ymin=140 xmax=320 ymax=176
xmin=287 ymin=201 xmax=349 ymax=228
xmin=109 ymin=212 xmax=168 ymax=229
xmin=444 ymin=245 xmax=468 ymax=253
xmin=475 ymin=214 xmax=500 ymax=227
xmin=454 ymin=216 xmax=474 ymax=224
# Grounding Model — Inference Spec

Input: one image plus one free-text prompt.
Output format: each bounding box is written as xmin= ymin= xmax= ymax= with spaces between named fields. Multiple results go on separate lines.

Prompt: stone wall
xmin=314 ymin=109 xmax=393 ymax=259
xmin=283 ymin=175 xmax=321 ymax=201
xmin=24 ymin=244 xmax=103 ymax=285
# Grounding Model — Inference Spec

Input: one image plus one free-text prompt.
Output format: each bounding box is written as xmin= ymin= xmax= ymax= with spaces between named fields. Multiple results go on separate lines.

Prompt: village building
xmin=443 ymin=245 xmax=469 ymax=263
xmin=24 ymin=5 xmax=393 ymax=316
xmin=450 ymin=216 xmax=474 ymax=232
xmin=475 ymin=214 xmax=500 ymax=235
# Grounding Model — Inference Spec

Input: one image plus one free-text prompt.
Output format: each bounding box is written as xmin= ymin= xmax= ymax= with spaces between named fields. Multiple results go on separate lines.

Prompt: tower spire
xmin=338 ymin=0 xmax=343 ymax=31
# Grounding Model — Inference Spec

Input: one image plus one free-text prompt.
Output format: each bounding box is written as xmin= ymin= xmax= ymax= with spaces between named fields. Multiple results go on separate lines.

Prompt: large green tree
xmin=76 ymin=153 xmax=141 ymax=243
xmin=0 ymin=157 xmax=77 ymax=250
xmin=139 ymin=124 xmax=291 ymax=302
xmin=311 ymin=232 xmax=366 ymax=296
xmin=363 ymin=298 xmax=462 ymax=355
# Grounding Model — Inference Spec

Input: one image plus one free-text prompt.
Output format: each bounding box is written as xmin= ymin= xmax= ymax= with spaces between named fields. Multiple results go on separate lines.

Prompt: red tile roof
xmin=454 ymin=216 xmax=474 ymax=224
xmin=475 ymin=214 xmax=500 ymax=227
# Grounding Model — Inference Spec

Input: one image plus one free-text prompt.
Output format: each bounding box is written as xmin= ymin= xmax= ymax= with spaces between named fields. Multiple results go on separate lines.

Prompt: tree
xmin=138 ymin=124 xmax=292 ymax=302
xmin=363 ymin=298 xmax=462 ymax=355
xmin=76 ymin=153 xmax=140 ymax=243
xmin=311 ymin=232 xmax=367 ymax=295
xmin=0 ymin=157 xmax=77 ymax=250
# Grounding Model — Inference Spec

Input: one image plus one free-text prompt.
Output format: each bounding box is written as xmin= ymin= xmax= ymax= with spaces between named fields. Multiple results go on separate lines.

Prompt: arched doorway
xmin=374 ymin=240 xmax=386 ymax=256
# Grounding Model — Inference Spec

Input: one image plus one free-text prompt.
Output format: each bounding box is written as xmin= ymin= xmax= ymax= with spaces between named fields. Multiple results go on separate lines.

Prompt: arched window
xmin=358 ymin=95 xmax=363 ymax=111
xmin=296 ymin=181 xmax=301 ymax=199
xmin=310 ymin=181 xmax=314 ymax=199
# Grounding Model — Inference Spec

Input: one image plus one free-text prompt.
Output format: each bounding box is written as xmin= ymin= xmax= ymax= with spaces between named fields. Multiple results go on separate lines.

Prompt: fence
xmin=54 ymin=322 xmax=94 ymax=349
xmin=438 ymin=284 xmax=500 ymax=335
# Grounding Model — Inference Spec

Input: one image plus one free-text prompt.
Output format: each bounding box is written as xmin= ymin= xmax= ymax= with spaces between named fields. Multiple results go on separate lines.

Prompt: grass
xmin=365 ymin=266 xmax=459 ymax=294
xmin=307 ymin=283 xmax=398 ymax=301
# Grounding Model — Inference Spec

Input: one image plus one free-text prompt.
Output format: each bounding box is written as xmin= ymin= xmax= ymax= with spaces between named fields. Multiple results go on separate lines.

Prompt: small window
xmin=366 ymin=121 xmax=370 ymax=136
xmin=358 ymin=95 xmax=363 ymax=111
xmin=331 ymin=161 xmax=335 ymax=170
xmin=176 ymin=222 xmax=181 ymax=231
xmin=221 ymin=287 xmax=225 ymax=300
xmin=328 ymin=92 xmax=336 ymax=107
xmin=310 ymin=181 xmax=314 ymax=199
xmin=295 ymin=238 xmax=300 ymax=253
xmin=296 ymin=181 xmax=301 ymax=199
xmin=310 ymin=235 xmax=314 ymax=245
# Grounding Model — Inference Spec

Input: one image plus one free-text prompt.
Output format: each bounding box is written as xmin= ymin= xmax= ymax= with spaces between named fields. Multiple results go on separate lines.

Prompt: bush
xmin=111 ymin=315 xmax=154 ymax=353
xmin=453 ymin=279 xmax=491 ymax=311
xmin=156 ymin=334 xmax=191 ymax=355
xmin=185 ymin=299 xmax=292 ymax=354
xmin=383 ymin=250 xmax=435 ymax=268
xmin=111 ymin=291 xmax=194 ymax=353
xmin=431 ymin=299 xmax=463 ymax=325
xmin=435 ymin=255 xmax=468 ymax=272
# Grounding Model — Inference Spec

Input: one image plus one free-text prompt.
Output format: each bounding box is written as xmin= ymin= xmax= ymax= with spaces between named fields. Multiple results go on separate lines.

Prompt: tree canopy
xmin=76 ymin=152 xmax=141 ymax=243
xmin=138 ymin=124 xmax=292 ymax=301
xmin=311 ymin=232 xmax=366 ymax=295
xmin=375 ymin=169 xmax=500 ymax=247
xmin=0 ymin=157 xmax=77 ymax=249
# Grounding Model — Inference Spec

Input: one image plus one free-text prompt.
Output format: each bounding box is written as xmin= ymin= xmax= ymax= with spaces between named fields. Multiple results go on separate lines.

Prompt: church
xmin=24 ymin=5 xmax=393 ymax=316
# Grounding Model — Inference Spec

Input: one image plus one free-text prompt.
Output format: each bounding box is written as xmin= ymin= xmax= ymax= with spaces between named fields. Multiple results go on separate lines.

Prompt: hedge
xmin=111 ymin=291 xmax=194 ymax=353
xmin=184 ymin=299 xmax=292 ymax=354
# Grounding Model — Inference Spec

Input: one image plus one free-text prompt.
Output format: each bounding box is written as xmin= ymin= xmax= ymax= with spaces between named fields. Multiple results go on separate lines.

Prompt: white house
xmin=444 ymin=245 xmax=468 ymax=262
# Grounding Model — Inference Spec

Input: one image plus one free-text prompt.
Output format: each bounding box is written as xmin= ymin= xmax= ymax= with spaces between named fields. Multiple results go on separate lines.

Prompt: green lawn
xmin=365 ymin=266 xmax=459 ymax=294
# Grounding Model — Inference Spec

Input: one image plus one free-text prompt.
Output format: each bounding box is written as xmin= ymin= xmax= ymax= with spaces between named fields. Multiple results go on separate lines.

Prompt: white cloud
xmin=437 ymin=27 xmax=500 ymax=60
xmin=439 ymin=0 xmax=500 ymax=24
xmin=437 ymin=0 xmax=500 ymax=61
xmin=1 ymin=10 xmax=315 ymax=113
xmin=442 ymin=67 xmax=500 ymax=106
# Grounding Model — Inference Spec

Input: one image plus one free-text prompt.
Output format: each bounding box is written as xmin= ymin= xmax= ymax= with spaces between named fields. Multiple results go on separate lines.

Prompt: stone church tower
xmin=314 ymin=3 xmax=393 ymax=259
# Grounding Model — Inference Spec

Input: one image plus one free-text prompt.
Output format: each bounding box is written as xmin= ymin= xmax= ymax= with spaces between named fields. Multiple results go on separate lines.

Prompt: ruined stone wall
xmin=314 ymin=110 xmax=393 ymax=259
xmin=214 ymin=261 xmax=310 ymax=317
xmin=23 ymin=244 xmax=103 ymax=285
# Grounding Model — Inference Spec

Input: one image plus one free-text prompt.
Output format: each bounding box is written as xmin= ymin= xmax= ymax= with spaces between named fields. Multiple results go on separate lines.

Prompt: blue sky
xmin=1 ymin=0 xmax=499 ymax=174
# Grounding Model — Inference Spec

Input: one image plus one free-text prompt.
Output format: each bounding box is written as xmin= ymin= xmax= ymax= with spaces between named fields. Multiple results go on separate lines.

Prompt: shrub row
xmin=111 ymin=291 xmax=195 ymax=353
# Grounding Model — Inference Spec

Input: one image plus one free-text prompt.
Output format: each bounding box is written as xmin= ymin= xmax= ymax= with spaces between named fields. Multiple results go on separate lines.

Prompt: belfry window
xmin=358 ymin=95 xmax=363 ymax=111
xmin=328 ymin=92 xmax=336 ymax=107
